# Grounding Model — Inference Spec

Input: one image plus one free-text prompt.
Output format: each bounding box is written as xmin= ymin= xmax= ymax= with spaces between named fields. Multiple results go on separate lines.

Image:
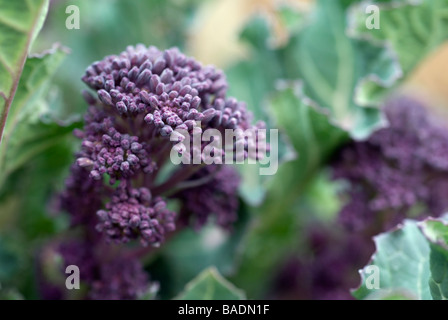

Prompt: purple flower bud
xmin=160 ymin=125 xmax=173 ymax=137
xmin=120 ymin=161 xmax=130 ymax=172
xmin=116 ymin=101 xmax=128 ymax=113
xmin=136 ymin=69 xmax=152 ymax=86
xmin=149 ymin=75 xmax=159 ymax=93
xmin=140 ymin=91 xmax=151 ymax=105
xmin=128 ymin=66 xmax=139 ymax=81
xmin=153 ymin=57 xmax=166 ymax=74
xmin=144 ymin=113 xmax=154 ymax=124
xmin=160 ymin=69 xmax=173 ymax=84
xmin=98 ymin=89 xmax=113 ymax=106
xmin=77 ymin=157 xmax=94 ymax=168
xmin=90 ymin=170 xmax=101 ymax=180
xmin=156 ymin=83 xmax=165 ymax=95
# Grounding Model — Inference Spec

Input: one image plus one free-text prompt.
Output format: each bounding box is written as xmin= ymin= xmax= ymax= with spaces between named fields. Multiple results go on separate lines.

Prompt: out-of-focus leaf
xmin=299 ymin=169 xmax=345 ymax=223
xmin=348 ymin=0 xmax=448 ymax=106
xmin=0 ymin=287 xmax=24 ymax=300
xmin=232 ymin=85 xmax=347 ymax=297
xmin=419 ymin=218 xmax=448 ymax=300
xmin=364 ymin=289 xmax=418 ymax=300
xmin=0 ymin=235 xmax=21 ymax=282
xmin=353 ymin=220 xmax=432 ymax=300
xmin=0 ymin=46 xmax=68 ymax=187
xmin=175 ymin=267 xmax=245 ymax=300
xmin=226 ymin=18 xmax=298 ymax=206
xmin=0 ymin=0 xmax=50 ymax=142
xmin=349 ymin=0 xmax=448 ymax=74
xmin=282 ymin=0 xmax=402 ymax=139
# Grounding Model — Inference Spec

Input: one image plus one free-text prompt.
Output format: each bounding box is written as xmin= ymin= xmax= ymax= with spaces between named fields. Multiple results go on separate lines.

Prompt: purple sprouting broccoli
xmin=174 ymin=165 xmax=241 ymax=230
xmin=96 ymin=182 xmax=175 ymax=247
xmin=38 ymin=240 xmax=154 ymax=300
xmin=44 ymin=45 xmax=264 ymax=299
xmin=332 ymin=96 xmax=448 ymax=234
xmin=270 ymin=224 xmax=375 ymax=300
xmin=60 ymin=44 xmax=263 ymax=246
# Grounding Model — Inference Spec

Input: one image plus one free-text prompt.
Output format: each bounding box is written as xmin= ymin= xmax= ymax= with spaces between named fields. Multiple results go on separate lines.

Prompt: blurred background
xmin=2 ymin=0 xmax=448 ymax=300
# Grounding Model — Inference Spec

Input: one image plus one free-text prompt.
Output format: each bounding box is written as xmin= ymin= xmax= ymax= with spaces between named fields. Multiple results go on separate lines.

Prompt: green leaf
xmin=283 ymin=0 xmax=402 ymax=139
xmin=0 ymin=0 xmax=50 ymax=142
xmin=226 ymin=17 xmax=298 ymax=206
xmin=232 ymin=85 xmax=347 ymax=297
xmin=353 ymin=220 xmax=432 ymax=300
xmin=348 ymin=0 xmax=448 ymax=105
xmin=0 ymin=45 xmax=68 ymax=187
xmin=364 ymin=289 xmax=418 ymax=300
xmin=175 ymin=267 xmax=246 ymax=300
xmin=349 ymin=0 xmax=448 ymax=74
xmin=419 ymin=218 xmax=448 ymax=300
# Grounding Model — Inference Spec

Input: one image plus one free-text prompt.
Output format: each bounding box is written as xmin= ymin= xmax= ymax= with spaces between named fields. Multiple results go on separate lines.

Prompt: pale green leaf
xmin=0 ymin=0 xmax=50 ymax=142
xmin=353 ymin=220 xmax=432 ymax=300
xmin=419 ymin=218 xmax=448 ymax=300
xmin=348 ymin=0 xmax=448 ymax=105
xmin=0 ymin=46 xmax=68 ymax=187
xmin=283 ymin=0 xmax=402 ymax=139
xmin=175 ymin=267 xmax=246 ymax=300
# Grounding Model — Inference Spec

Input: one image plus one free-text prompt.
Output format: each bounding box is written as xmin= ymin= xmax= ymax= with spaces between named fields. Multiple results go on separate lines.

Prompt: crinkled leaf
xmin=349 ymin=0 xmax=448 ymax=74
xmin=282 ymin=0 xmax=402 ymax=139
xmin=0 ymin=46 xmax=68 ymax=188
xmin=353 ymin=220 xmax=432 ymax=300
xmin=419 ymin=218 xmax=448 ymax=300
xmin=0 ymin=0 xmax=50 ymax=141
xmin=226 ymin=17 xmax=298 ymax=206
xmin=348 ymin=0 xmax=448 ymax=105
xmin=364 ymin=289 xmax=418 ymax=300
xmin=175 ymin=267 xmax=246 ymax=300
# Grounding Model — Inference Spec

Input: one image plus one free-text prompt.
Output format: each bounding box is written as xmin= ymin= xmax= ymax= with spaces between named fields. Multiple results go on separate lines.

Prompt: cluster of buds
xmin=51 ymin=45 xmax=266 ymax=299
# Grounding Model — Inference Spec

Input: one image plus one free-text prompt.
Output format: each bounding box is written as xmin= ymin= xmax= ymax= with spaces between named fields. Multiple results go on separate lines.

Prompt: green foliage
xmin=349 ymin=0 xmax=448 ymax=74
xmin=0 ymin=45 xmax=69 ymax=187
xmin=283 ymin=0 xmax=401 ymax=139
xmin=0 ymin=0 xmax=49 ymax=142
xmin=419 ymin=218 xmax=448 ymax=300
xmin=354 ymin=217 xmax=448 ymax=300
xmin=353 ymin=220 xmax=432 ymax=300
xmin=0 ymin=0 xmax=49 ymax=104
xmin=175 ymin=267 xmax=245 ymax=300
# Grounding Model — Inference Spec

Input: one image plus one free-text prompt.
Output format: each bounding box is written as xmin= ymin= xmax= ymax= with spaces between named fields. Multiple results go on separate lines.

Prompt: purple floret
xmin=82 ymin=45 xmax=256 ymax=137
xmin=332 ymin=96 xmax=448 ymax=233
xmin=96 ymin=182 xmax=175 ymax=246
xmin=89 ymin=257 xmax=151 ymax=300
xmin=175 ymin=165 xmax=240 ymax=229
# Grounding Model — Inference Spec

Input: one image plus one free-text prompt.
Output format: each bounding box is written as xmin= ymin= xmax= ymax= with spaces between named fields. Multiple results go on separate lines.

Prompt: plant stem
xmin=152 ymin=164 xmax=204 ymax=196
